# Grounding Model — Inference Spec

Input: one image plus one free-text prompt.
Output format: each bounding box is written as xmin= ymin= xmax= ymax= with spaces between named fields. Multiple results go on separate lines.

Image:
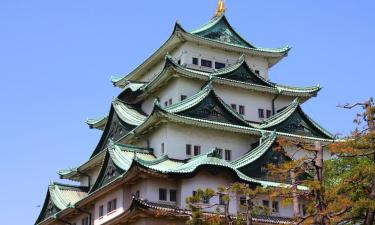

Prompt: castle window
xmin=186 ymin=144 xmax=192 ymax=155
xmin=192 ymin=57 xmax=199 ymax=65
xmin=170 ymin=189 xmax=177 ymax=202
xmin=219 ymin=194 xmax=225 ymax=205
xmin=215 ymin=62 xmax=226 ymax=69
xmin=216 ymin=148 xmax=223 ymax=158
xmin=258 ymin=109 xmax=264 ymax=118
xmin=164 ymin=101 xmax=168 ymax=107
xmin=136 ymin=190 xmax=140 ymax=198
xmin=202 ymin=196 xmax=210 ymax=204
xmin=201 ymin=59 xmax=212 ymax=68
xmin=159 ymin=188 xmax=167 ymax=201
xmin=262 ymin=200 xmax=269 ymax=208
xmin=194 ymin=145 xmax=201 ymax=156
xmin=272 ymin=201 xmax=279 ymax=213
xmin=169 ymin=98 xmax=173 ymax=105
xmin=224 ymin=150 xmax=231 ymax=161
xmin=99 ymin=205 xmax=104 ymax=217
xmin=81 ymin=217 xmax=89 ymax=225
xmin=239 ymin=105 xmax=245 ymax=115
xmin=107 ymin=199 xmax=117 ymax=213
xmin=255 ymin=70 xmax=260 ymax=75
xmin=240 ymin=197 xmax=247 ymax=206
xmin=161 ymin=143 xmax=165 ymax=154
xmin=266 ymin=110 xmax=272 ymax=118
xmin=231 ymin=104 xmax=237 ymax=111
xmin=181 ymin=95 xmax=187 ymax=101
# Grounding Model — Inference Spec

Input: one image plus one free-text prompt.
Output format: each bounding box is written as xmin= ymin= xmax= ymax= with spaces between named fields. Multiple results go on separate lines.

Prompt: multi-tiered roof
xmin=36 ymin=7 xmax=334 ymax=225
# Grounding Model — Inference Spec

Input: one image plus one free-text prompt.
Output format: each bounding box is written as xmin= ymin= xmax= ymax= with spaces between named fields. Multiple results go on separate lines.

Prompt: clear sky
xmin=0 ymin=1 xmax=374 ymax=224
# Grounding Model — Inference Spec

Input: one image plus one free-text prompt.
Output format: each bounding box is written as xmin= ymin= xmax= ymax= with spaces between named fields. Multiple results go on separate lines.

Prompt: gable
xmin=35 ymin=193 xmax=60 ymax=224
xmin=90 ymin=153 xmax=124 ymax=192
xmin=90 ymin=108 xmax=137 ymax=158
xmin=192 ymin=16 xmax=253 ymax=48
xmin=217 ymin=63 xmax=272 ymax=86
xmin=175 ymin=92 xmax=247 ymax=126
xmin=238 ymin=145 xmax=288 ymax=181
xmin=269 ymin=109 xmax=331 ymax=139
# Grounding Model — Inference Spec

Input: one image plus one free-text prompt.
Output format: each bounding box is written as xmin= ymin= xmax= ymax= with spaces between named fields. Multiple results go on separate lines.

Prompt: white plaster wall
xmin=161 ymin=123 xmax=257 ymax=160
xmin=141 ymin=76 xmax=294 ymax=122
xmin=131 ymin=178 xmax=179 ymax=204
xmin=131 ymin=218 xmax=185 ymax=225
xmin=142 ymin=77 xmax=202 ymax=115
xmin=214 ymin=84 xmax=293 ymax=123
xmin=93 ymin=188 xmax=125 ymax=225
xmin=179 ymin=42 xmax=270 ymax=79
xmin=79 ymin=166 xmax=101 ymax=188
xmin=254 ymin=195 xmax=294 ymax=218
xmin=69 ymin=211 xmax=94 ymax=225
xmin=138 ymin=49 xmax=182 ymax=83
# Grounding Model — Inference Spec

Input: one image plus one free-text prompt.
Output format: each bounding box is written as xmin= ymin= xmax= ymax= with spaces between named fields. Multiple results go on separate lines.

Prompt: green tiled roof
xmin=35 ymin=183 xmax=88 ymax=225
xmin=107 ymin=142 xmax=307 ymax=190
xmin=139 ymin=54 xmax=320 ymax=99
xmin=48 ymin=183 xmax=87 ymax=210
xmin=112 ymin=99 xmax=146 ymax=126
xmin=255 ymin=98 xmax=334 ymax=139
xmin=113 ymin=16 xmax=290 ymax=87
xmin=231 ymin=132 xmax=277 ymax=169
xmin=190 ymin=15 xmax=289 ymax=53
xmin=85 ymin=117 xmax=108 ymax=130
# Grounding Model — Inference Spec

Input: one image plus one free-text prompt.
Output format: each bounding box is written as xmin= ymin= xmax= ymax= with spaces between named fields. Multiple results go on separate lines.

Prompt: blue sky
xmin=0 ymin=1 xmax=374 ymax=224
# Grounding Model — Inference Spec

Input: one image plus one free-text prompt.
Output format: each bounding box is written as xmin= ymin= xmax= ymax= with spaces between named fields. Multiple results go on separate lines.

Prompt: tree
xmin=185 ymin=184 xmax=270 ymax=225
xmin=327 ymin=98 xmax=375 ymax=224
xmin=266 ymin=98 xmax=375 ymax=224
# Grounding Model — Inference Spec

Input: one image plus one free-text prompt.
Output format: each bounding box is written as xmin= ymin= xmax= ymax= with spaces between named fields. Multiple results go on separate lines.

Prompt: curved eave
xmin=231 ymin=133 xmax=277 ymax=169
xmin=257 ymin=98 xmax=334 ymax=140
xmin=114 ymin=21 xmax=290 ymax=87
xmin=118 ymin=102 xmax=334 ymax=146
xmin=181 ymin=31 xmax=289 ymax=67
xmin=112 ymin=100 xmax=147 ymax=126
xmin=139 ymin=55 xmax=320 ymax=101
xmin=113 ymin=23 xmax=185 ymax=87
xmin=85 ymin=117 xmax=108 ymax=130
xmin=58 ymin=150 xmax=106 ymax=181
xmin=164 ymin=81 xmax=248 ymax=126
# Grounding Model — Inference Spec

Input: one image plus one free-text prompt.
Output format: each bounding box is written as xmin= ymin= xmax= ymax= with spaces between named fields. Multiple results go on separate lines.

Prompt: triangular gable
xmin=90 ymin=151 xmax=125 ymax=192
xmin=35 ymin=192 xmax=60 ymax=224
xmin=90 ymin=104 xmax=139 ymax=158
xmin=167 ymin=84 xmax=249 ymax=126
xmin=191 ymin=15 xmax=254 ymax=48
xmin=268 ymin=107 xmax=333 ymax=139
xmin=214 ymin=58 xmax=273 ymax=87
xmin=237 ymin=141 xmax=289 ymax=181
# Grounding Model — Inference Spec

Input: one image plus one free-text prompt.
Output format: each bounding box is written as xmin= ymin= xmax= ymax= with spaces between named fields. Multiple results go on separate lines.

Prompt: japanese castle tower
xmin=35 ymin=2 xmax=335 ymax=225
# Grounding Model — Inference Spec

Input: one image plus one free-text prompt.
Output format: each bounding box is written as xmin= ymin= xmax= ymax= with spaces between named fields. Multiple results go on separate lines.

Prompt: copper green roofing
xmin=190 ymin=15 xmax=290 ymax=53
xmin=164 ymin=82 xmax=248 ymax=126
xmin=35 ymin=183 xmax=88 ymax=225
xmin=231 ymin=132 xmax=277 ymax=169
xmin=85 ymin=117 xmax=108 ymax=130
xmin=138 ymin=54 xmax=320 ymax=99
xmin=107 ymin=142 xmax=306 ymax=189
xmin=254 ymin=98 xmax=334 ymax=139
xmin=112 ymin=99 xmax=146 ymax=126
xmin=48 ymin=183 xmax=87 ymax=210
xmin=113 ymin=16 xmax=290 ymax=86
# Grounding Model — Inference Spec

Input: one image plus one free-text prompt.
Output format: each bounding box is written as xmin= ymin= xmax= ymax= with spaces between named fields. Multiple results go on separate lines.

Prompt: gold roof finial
xmin=214 ymin=0 xmax=226 ymax=17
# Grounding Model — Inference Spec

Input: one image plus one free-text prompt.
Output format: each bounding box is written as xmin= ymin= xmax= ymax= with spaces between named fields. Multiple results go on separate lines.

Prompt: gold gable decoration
xmin=215 ymin=0 xmax=226 ymax=17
